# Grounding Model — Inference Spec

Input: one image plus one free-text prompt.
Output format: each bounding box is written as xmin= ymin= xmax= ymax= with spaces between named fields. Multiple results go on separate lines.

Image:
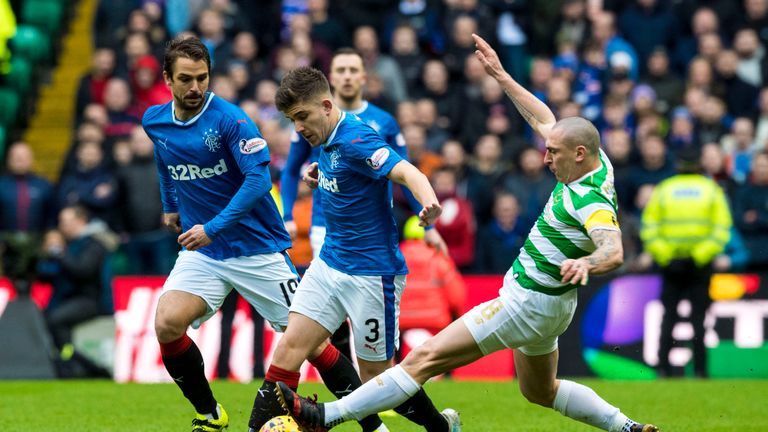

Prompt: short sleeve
xmin=343 ymin=128 xmax=403 ymax=179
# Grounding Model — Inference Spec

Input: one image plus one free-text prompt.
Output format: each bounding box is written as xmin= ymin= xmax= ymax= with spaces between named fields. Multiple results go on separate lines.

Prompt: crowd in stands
xmin=4 ymin=0 xmax=768 ymax=310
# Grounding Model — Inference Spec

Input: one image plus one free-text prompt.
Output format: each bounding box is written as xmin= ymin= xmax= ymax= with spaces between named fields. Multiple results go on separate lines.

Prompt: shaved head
xmin=553 ymin=117 xmax=600 ymax=156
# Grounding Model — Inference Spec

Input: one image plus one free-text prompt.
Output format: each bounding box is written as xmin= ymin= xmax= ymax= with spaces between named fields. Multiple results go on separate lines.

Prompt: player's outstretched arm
xmin=472 ymin=33 xmax=556 ymax=139
xmin=560 ymin=229 xmax=624 ymax=285
xmin=387 ymin=160 xmax=442 ymax=226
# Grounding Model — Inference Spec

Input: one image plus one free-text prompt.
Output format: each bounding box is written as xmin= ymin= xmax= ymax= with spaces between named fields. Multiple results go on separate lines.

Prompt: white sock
xmin=553 ymin=380 xmax=632 ymax=431
xmin=324 ymin=365 xmax=421 ymax=426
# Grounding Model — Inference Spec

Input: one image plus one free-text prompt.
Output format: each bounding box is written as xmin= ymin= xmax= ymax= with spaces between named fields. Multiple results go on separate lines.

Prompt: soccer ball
xmin=259 ymin=415 xmax=300 ymax=432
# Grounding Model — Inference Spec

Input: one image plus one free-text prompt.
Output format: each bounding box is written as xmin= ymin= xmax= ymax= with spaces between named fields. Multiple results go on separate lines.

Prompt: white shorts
xmin=463 ymin=275 xmax=578 ymax=357
xmin=163 ymin=250 xmax=300 ymax=331
xmin=290 ymin=257 xmax=406 ymax=361
xmin=309 ymin=225 xmax=326 ymax=259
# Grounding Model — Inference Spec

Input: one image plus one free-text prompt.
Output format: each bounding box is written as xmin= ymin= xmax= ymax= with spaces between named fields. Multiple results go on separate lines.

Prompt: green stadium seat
xmin=0 ymin=87 xmax=19 ymax=127
xmin=9 ymin=25 xmax=50 ymax=64
xmin=21 ymin=0 xmax=63 ymax=38
xmin=5 ymin=57 xmax=33 ymax=97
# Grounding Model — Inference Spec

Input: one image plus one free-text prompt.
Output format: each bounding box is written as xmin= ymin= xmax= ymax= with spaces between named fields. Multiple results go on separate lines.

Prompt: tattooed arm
xmin=473 ymin=33 xmax=557 ymax=139
xmin=560 ymin=229 xmax=624 ymax=285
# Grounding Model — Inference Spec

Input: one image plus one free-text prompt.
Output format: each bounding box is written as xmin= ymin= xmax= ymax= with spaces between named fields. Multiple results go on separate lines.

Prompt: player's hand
xmin=178 ymin=224 xmax=212 ymax=251
xmin=473 ymin=33 xmax=508 ymax=81
xmin=423 ymin=228 xmax=448 ymax=256
xmin=163 ymin=213 xmax=182 ymax=233
xmin=419 ymin=202 xmax=442 ymax=227
xmin=284 ymin=220 xmax=298 ymax=240
xmin=560 ymin=258 xmax=591 ymax=286
xmin=303 ymin=162 xmax=319 ymax=189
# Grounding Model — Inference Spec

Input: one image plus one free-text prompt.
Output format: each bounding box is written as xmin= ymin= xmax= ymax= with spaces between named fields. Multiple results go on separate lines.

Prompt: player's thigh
xmin=339 ymin=273 xmax=406 ymax=362
xmin=402 ymin=318 xmax=483 ymax=384
xmin=224 ymin=251 xmax=300 ymax=331
xmin=289 ymin=258 xmax=347 ymax=335
xmin=272 ymin=311 xmax=333 ymax=370
xmin=160 ymin=251 xmax=230 ymax=329
xmin=465 ymin=282 xmax=577 ymax=357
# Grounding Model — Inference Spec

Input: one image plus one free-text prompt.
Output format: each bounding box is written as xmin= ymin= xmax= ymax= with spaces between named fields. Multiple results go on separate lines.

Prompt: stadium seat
xmin=5 ymin=56 xmax=33 ymax=97
xmin=0 ymin=87 xmax=19 ymax=127
xmin=9 ymin=25 xmax=50 ymax=64
xmin=21 ymin=0 xmax=63 ymax=38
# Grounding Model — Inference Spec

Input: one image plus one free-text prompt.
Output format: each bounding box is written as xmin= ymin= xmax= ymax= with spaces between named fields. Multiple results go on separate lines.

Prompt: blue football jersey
xmin=280 ymin=101 xmax=407 ymax=227
xmin=317 ymin=112 xmax=407 ymax=276
xmin=143 ymin=92 xmax=291 ymax=260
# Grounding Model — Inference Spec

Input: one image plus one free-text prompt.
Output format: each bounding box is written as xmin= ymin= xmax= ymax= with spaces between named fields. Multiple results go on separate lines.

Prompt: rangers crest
xmin=203 ymin=128 xmax=221 ymax=152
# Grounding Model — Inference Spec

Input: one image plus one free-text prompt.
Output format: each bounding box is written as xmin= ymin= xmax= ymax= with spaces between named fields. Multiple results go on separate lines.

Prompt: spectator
xmin=618 ymin=0 xmax=679 ymax=74
xmin=591 ymin=11 xmax=640 ymax=81
xmin=130 ymin=54 xmax=172 ymax=116
xmin=754 ymin=88 xmax=768 ymax=149
xmin=40 ymin=206 xmax=117 ymax=378
xmin=697 ymin=32 xmax=723 ymax=64
xmin=391 ymin=25 xmax=426 ymax=96
xmin=721 ymin=117 xmax=757 ymax=184
xmin=103 ymin=77 xmax=142 ymax=139
xmin=196 ymin=8 xmax=232 ymax=74
xmin=667 ymin=107 xmax=699 ymax=153
xmin=383 ymin=0 xmax=444 ymax=56
xmin=353 ymin=25 xmax=407 ymax=103
xmin=0 ymin=142 xmax=56 ymax=285
xmin=700 ymin=141 xmax=737 ymax=197
xmin=732 ymin=151 xmax=768 ymax=270
xmin=474 ymin=192 xmax=526 ymax=275
xmin=75 ymin=48 xmax=116 ymax=125
xmin=466 ymin=134 xmax=509 ymax=226
xmin=641 ymin=148 xmax=732 ymax=378
xmin=573 ymin=41 xmax=607 ymax=122
xmin=432 ymin=167 xmax=476 ymax=271
xmin=625 ymin=134 xmax=675 ymax=214
xmin=697 ymin=96 xmax=728 ymax=145
xmin=502 ymin=147 xmax=557 ymax=228
xmin=57 ymin=140 xmax=119 ymax=227
xmin=733 ymin=27 xmax=764 ymax=87
xmin=307 ymin=0 xmax=348 ymax=50
xmin=713 ymin=49 xmax=759 ymax=118
xmin=415 ymin=59 xmax=460 ymax=133
xmin=403 ymin=124 xmax=442 ymax=179
xmin=414 ymin=98 xmax=449 ymax=154
xmin=398 ymin=215 xmax=466 ymax=332
xmin=116 ymin=126 xmax=178 ymax=275
xmin=443 ymin=14 xmax=480 ymax=79
xmin=229 ymin=31 xmax=269 ymax=84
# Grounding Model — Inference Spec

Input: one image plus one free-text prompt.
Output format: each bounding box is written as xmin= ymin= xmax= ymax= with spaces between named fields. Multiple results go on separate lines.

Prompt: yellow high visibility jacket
xmin=641 ymin=174 xmax=732 ymax=267
xmin=0 ymin=0 xmax=15 ymax=75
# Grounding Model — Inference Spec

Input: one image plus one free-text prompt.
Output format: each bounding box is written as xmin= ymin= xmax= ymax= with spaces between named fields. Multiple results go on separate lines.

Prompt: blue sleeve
xmin=203 ymin=112 xmax=272 ymax=238
xmin=345 ymin=128 xmax=403 ymax=179
xmin=203 ymin=164 xmax=272 ymax=238
xmin=150 ymin=131 xmax=179 ymax=214
xmin=384 ymin=119 xmax=423 ymax=215
xmin=279 ymin=131 xmax=312 ymax=222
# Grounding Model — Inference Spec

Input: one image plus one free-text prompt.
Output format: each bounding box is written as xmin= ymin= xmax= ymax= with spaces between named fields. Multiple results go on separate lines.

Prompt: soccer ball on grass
xmin=259 ymin=415 xmax=300 ymax=432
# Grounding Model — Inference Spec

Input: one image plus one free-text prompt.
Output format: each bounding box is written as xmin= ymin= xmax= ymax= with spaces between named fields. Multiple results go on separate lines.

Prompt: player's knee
xmin=154 ymin=313 xmax=188 ymax=343
xmin=402 ymin=339 xmax=441 ymax=380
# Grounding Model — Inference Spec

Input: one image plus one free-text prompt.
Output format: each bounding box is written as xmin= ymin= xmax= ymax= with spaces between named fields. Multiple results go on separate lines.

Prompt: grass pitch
xmin=1 ymin=378 xmax=765 ymax=431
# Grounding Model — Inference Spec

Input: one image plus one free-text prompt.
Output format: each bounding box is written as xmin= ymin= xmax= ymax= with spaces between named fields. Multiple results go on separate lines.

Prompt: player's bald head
xmin=552 ymin=117 xmax=600 ymax=156
xmin=276 ymin=66 xmax=332 ymax=112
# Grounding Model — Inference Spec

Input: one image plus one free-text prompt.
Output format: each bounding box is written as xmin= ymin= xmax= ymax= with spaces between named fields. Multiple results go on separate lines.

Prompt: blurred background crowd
xmin=1 ymin=0 xmax=768 ymax=331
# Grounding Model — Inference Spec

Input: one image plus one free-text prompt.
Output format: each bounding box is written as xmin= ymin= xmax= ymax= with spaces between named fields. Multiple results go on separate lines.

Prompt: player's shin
xmin=160 ymin=334 xmax=218 ymax=417
xmin=309 ymin=344 xmax=385 ymax=432
xmin=324 ymin=365 xmax=421 ymax=426
xmin=554 ymin=379 xmax=640 ymax=432
xmin=394 ymin=388 xmax=449 ymax=432
xmin=248 ymin=365 xmax=301 ymax=429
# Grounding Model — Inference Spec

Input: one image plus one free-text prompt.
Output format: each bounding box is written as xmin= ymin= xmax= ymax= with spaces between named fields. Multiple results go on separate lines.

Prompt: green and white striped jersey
xmin=510 ymin=149 xmax=619 ymax=295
